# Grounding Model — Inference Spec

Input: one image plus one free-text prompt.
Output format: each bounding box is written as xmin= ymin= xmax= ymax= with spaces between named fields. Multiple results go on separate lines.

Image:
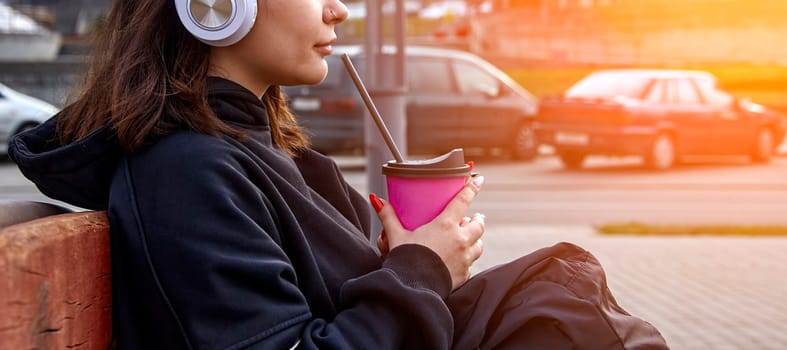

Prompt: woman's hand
xmin=371 ymin=176 xmax=486 ymax=290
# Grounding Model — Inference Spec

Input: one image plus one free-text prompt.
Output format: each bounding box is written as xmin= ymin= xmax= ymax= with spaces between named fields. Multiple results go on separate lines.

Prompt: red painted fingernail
xmin=369 ymin=193 xmax=384 ymax=213
xmin=467 ymin=161 xmax=474 ymax=171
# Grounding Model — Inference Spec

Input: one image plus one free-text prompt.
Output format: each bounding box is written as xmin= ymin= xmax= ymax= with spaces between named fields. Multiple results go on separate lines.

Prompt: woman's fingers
xmin=369 ymin=193 xmax=410 ymax=252
xmin=369 ymin=194 xmax=404 ymax=232
xmin=470 ymin=238 xmax=484 ymax=262
xmin=377 ymin=230 xmax=389 ymax=256
xmin=437 ymin=175 xmax=485 ymax=223
xmin=370 ymin=191 xmax=486 ymax=291
xmin=465 ymin=214 xmax=485 ymax=265
xmin=465 ymin=213 xmax=486 ymax=242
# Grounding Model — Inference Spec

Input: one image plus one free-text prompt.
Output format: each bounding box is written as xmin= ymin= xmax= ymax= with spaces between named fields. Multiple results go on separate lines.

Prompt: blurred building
xmin=3 ymin=0 xmax=109 ymax=35
xmin=0 ymin=0 xmax=106 ymax=103
xmin=468 ymin=0 xmax=787 ymax=65
xmin=0 ymin=3 xmax=62 ymax=61
xmin=486 ymin=0 xmax=619 ymax=8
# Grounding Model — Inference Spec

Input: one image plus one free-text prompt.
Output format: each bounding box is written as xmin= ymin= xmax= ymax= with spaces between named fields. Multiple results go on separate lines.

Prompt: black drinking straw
xmin=340 ymin=53 xmax=405 ymax=163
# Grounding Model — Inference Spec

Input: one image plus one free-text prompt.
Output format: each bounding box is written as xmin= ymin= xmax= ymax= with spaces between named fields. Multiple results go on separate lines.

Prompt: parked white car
xmin=0 ymin=83 xmax=58 ymax=156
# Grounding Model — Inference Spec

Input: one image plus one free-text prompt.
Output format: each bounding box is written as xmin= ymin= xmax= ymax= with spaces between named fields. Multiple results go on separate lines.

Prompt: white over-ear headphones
xmin=174 ymin=0 xmax=257 ymax=47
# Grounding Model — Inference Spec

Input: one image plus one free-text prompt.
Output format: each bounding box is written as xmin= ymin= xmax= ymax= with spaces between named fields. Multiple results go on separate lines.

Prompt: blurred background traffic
xmin=3 ymin=0 xmax=787 ymax=169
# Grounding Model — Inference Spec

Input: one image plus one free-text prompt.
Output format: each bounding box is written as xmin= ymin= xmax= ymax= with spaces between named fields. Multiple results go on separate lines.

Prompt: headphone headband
xmin=175 ymin=0 xmax=257 ymax=47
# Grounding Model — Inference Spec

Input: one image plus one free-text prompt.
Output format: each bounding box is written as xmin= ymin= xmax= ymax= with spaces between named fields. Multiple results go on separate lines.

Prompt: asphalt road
xmin=4 ymin=154 xmax=787 ymax=226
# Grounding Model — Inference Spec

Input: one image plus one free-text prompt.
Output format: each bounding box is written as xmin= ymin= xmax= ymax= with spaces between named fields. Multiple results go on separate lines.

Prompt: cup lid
xmin=382 ymin=148 xmax=470 ymax=178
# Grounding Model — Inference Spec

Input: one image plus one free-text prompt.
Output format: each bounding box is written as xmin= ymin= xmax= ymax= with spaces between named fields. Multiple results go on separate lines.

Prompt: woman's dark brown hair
xmin=57 ymin=0 xmax=308 ymax=156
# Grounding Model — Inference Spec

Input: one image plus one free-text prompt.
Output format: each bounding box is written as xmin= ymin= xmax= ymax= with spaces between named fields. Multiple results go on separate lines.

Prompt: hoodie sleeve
xmin=111 ymin=136 xmax=453 ymax=350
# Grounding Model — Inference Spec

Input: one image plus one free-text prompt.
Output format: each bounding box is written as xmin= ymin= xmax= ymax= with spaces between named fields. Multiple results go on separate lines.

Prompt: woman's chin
xmin=279 ymin=64 xmax=328 ymax=87
xmin=305 ymin=60 xmax=330 ymax=85
xmin=298 ymin=72 xmax=329 ymax=86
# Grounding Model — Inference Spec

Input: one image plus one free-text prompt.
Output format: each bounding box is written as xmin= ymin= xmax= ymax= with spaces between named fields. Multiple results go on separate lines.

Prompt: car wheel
xmin=512 ymin=123 xmax=538 ymax=161
xmin=752 ymin=128 xmax=774 ymax=163
xmin=559 ymin=152 xmax=585 ymax=169
xmin=646 ymin=134 xmax=675 ymax=170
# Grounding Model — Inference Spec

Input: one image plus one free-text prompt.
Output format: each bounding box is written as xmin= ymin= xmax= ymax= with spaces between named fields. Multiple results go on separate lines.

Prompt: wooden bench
xmin=0 ymin=201 xmax=112 ymax=349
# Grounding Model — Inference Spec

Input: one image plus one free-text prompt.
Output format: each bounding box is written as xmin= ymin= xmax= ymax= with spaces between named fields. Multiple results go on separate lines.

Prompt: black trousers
xmin=447 ymin=242 xmax=669 ymax=350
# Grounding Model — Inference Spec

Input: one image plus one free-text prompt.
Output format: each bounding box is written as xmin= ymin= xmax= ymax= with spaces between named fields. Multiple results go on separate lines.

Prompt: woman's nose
xmin=325 ymin=1 xmax=349 ymax=24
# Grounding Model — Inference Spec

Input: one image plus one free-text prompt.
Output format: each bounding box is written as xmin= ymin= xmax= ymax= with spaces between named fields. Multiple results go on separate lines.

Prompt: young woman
xmin=10 ymin=0 xmax=668 ymax=349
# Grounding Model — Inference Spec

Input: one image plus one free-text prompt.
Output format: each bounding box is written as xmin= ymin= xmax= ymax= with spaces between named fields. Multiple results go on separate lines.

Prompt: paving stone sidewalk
xmin=473 ymin=224 xmax=787 ymax=350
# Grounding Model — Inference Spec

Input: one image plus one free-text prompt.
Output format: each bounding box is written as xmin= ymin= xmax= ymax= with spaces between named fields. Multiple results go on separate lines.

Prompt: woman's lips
xmin=314 ymin=44 xmax=333 ymax=56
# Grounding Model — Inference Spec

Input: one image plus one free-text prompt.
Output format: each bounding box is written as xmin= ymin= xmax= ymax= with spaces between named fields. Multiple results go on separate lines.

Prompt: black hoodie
xmin=10 ymin=77 xmax=453 ymax=350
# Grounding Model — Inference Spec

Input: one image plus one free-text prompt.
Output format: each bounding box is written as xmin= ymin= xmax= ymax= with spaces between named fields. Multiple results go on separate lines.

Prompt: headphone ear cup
xmin=175 ymin=0 xmax=257 ymax=47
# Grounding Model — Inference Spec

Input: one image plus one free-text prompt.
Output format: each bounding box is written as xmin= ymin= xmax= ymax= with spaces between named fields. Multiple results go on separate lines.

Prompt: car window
xmin=693 ymin=78 xmax=734 ymax=108
xmin=703 ymin=88 xmax=734 ymax=108
xmin=452 ymin=60 xmax=500 ymax=96
xmin=643 ymin=79 xmax=665 ymax=103
xmin=566 ymin=73 xmax=651 ymax=99
xmin=407 ymin=58 xmax=453 ymax=94
xmin=669 ymin=78 xmax=703 ymax=105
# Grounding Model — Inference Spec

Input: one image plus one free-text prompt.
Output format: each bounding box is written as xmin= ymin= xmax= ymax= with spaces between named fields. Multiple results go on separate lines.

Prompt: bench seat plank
xmin=0 ymin=211 xmax=112 ymax=350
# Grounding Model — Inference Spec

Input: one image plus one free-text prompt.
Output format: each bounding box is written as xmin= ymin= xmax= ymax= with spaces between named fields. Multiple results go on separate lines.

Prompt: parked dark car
xmin=535 ymin=69 xmax=787 ymax=169
xmin=282 ymin=45 xmax=539 ymax=159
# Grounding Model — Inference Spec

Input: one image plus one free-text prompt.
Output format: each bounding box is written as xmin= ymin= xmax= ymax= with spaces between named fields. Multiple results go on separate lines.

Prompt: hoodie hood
xmin=9 ymin=117 xmax=123 ymax=210
xmin=9 ymin=77 xmax=268 ymax=210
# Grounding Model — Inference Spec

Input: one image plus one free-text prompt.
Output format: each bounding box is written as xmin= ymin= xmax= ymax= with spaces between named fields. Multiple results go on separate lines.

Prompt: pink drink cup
xmin=382 ymin=149 xmax=471 ymax=231
xmin=386 ymin=176 xmax=467 ymax=231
